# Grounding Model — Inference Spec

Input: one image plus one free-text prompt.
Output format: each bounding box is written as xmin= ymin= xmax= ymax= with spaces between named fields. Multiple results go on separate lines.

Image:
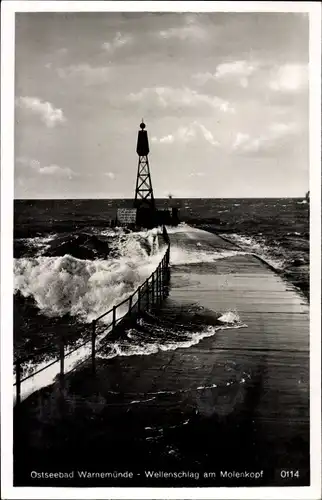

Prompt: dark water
xmin=14 ymin=197 xmax=309 ymax=238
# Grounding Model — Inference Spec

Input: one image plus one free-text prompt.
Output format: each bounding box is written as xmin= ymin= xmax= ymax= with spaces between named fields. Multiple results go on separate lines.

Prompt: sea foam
xmin=14 ymin=229 xmax=163 ymax=323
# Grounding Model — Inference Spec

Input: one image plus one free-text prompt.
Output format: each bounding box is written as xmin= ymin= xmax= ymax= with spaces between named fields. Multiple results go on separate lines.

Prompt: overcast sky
xmin=15 ymin=12 xmax=309 ymax=199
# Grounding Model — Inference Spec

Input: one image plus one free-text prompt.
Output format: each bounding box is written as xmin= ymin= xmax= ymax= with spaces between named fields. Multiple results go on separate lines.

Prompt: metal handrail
xmin=14 ymin=227 xmax=170 ymax=403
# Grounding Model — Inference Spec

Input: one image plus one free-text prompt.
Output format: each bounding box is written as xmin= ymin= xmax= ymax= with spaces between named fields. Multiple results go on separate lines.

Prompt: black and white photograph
xmin=1 ymin=1 xmax=321 ymax=498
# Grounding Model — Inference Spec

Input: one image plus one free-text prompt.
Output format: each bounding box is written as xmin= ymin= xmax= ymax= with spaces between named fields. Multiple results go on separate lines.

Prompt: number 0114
xmin=280 ymin=470 xmax=300 ymax=478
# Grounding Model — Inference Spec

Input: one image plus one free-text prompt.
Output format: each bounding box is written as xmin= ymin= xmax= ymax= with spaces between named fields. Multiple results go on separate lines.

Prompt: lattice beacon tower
xmin=134 ymin=121 xmax=156 ymax=211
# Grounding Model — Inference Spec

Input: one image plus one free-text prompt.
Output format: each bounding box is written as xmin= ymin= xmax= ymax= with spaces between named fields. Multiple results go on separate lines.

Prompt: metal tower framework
xmin=134 ymin=155 xmax=155 ymax=208
xmin=134 ymin=121 xmax=155 ymax=210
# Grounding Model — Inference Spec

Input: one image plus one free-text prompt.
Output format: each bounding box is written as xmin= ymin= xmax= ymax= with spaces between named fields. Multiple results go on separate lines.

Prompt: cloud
xmin=152 ymin=134 xmax=174 ymax=144
xmin=128 ymin=87 xmax=234 ymax=113
xmin=102 ymin=32 xmax=132 ymax=52
xmin=269 ymin=122 xmax=297 ymax=135
xmin=233 ymin=122 xmax=298 ymax=154
xmin=16 ymin=96 xmax=65 ymax=127
xmin=193 ymin=60 xmax=258 ymax=87
xmin=192 ymin=72 xmax=216 ymax=85
xmin=233 ymin=133 xmax=251 ymax=150
xmin=157 ymin=14 xmax=206 ymax=41
xmin=57 ymin=64 xmax=111 ymax=85
xmin=197 ymin=123 xmax=219 ymax=146
xmin=215 ymin=60 xmax=257 ymax=80
xmin=104 ymin=172 xmax=115 ymax=179
xmin=38 ymin=165 xmax=74 ymax=177
xmin=16 ymin=157 xmax=75 ymax=178
xmin=158 ymin=22 xmax=206 ymax=41
xmin=151 ymin=121 xmax=219 ymax=147
xmin=189 ymin=172 xmax=205 ymax=177
xmin=269 ymin=64 xmax=308 ymax=92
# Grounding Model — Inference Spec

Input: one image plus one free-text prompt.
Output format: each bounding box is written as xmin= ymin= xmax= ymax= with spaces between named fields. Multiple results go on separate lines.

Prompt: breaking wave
xmin=170 ymin=246 xmax=244 ymax=266
xmin=14 ymin=228 xmax=164 ymax=323
xmin=98 ymin=310 xmax=246 ymax=360
xmin=221 ymin=233 xmax=286 ymax=270
xmin=218 ymin=310 xmax=241 ymax=324
xmin=166 ymin=223 xmax=247 ymax=266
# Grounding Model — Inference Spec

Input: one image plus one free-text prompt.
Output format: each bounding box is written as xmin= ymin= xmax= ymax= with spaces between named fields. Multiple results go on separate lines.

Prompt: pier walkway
xmin=165 ymin=227 xmax=309 ymax=480
xmin=14 ymin=226 xmax=310 ymax=487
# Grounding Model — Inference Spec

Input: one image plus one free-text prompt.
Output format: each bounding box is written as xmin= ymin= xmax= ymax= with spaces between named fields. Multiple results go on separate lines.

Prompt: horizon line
xmin=14 ymin=195 xmax=307 ymax=201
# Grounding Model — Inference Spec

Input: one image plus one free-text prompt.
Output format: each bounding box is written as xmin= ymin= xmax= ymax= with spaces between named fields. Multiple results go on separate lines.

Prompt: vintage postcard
xmin=1 ymin=1 xmax=321 ymax=499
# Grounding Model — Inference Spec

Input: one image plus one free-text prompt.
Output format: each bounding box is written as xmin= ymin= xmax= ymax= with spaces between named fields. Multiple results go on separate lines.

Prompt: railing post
xmin=159 ymin=266 xmax=161 ymax=304
xmin=146 ymin=279 xmax=149 ymax=312
xmin=91 ymin=320 xmax=96 ymax=374
xmin=112 ymin=305 xmax=116 ymax=328
xmin=60 ymin=336 xmax=64 ymax=378
xmin=138 ymin=286 xmax=141 ymax=313
xmin=59 ymin=335 xmax=65 ymax=393
xmin=161 ymin=260 xmax=164 ymax=298
xmin=158 ymin=266 xmax=161 ymax=304
xmin=159 ymin=263 xmax=162 ymax=300
xmin=162 ymin=262 xmax=164 ymax=297
xmin=15 ymin=360 xmax=21 ymax=406
xmin=165 ymin=246 xmax=170 ymax=293
xmin=156 ymin=268 xmax=159 ymax=305
xmin=151 ymin=274 xmax=155 ymax=307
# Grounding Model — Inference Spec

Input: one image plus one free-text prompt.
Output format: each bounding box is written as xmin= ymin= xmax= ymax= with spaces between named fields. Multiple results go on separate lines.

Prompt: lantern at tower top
xmin=136 ymin=120 xmax=150 ymax=156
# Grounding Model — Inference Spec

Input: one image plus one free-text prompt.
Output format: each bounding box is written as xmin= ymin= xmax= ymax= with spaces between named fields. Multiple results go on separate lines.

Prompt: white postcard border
xmin=1 ymin=2 xmax=321 ymax=499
